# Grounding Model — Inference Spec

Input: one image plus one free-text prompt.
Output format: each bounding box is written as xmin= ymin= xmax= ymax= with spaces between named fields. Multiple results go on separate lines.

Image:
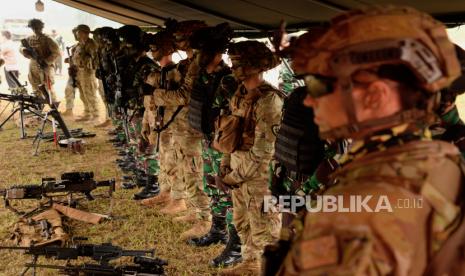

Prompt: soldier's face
xmin=32 ymin=27 xmax=43 ymax=35
xmin=304 ymin=76 xmax=403 ymax=133
xmin=303 ymin=82 xmax=349 ymax=132
xmin=77 ymin=30 xmax=89 ymax=40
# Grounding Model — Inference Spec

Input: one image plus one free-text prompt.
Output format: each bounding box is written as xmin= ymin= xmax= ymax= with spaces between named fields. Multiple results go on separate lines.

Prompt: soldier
xmin=72 ymin=24 xmax=99 ymax=122
xmin=213 ymin=40 xmax=283 ymax=275
xmin=432 ymin=44 xmax=465 ymax=157
xmin=276 ymin=6 xmax=465 ymax=276
xmin=140 ymin=21 xmax=206 ymax=220
xmin=92 ymin=27 xmax=113 ymax=128
xmin=135 ymin=31 xmax=178 ymax=200
xmin=20 ymin=19 xmax=60 ymax=103
xmin=118 ymin=25 xmax=160 ymax=200
xmin=62 ymin=27 xmax=78 ymax=117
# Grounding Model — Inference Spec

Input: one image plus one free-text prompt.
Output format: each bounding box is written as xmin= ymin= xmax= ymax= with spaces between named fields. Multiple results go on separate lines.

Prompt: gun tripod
xmin=32 ymin=106 xmax=71 ymax=156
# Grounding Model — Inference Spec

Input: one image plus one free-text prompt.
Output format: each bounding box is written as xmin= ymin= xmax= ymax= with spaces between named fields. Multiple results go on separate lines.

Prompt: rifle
xmin=0 ymin=242 xmax=167 ymax=275
xmin=20 ymin=39 xmax=48 ymax=69
xmin=0 ymin=171 xmax=115 ymax=215
xmin=66 ymin=44 xmax=78 ymax=88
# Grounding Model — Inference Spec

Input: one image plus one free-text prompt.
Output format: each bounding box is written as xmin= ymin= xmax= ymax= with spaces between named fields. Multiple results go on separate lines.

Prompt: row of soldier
xmin=18 ymin=4 xmax=465 ymax=275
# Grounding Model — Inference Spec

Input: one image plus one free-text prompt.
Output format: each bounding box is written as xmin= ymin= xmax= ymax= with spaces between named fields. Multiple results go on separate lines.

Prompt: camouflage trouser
xmin=76 ymin=70 xmax=98 ymax=117
xmin=28 ymin=60 xmax=57 ymax=102
xmin=202 ymin=142 xmax=234 ymax=229
xmin=232 ymin=178 xmax=280 ymax=262
xmin=158 ymin=131 xmax=182 ymax=198
xmin=64 ymin=77 xmax=75 ymax=111
xmin=112 ymin=118 xmax=127 ymax=142
xmin=129 ymin=114 xmax=145 ymax=171
xmin=174 ymin=135 xmax=208 ymax=220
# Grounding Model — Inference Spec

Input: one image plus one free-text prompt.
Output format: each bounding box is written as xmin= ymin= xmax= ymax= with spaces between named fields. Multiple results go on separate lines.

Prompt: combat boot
xmin=173 ymin=212 xmax=197 ymax=223
xmin=179 ymin=220 xmax=211 ymax=241
xmin=188 ymin=214 xmax=227 ymax=246
xmin=140 ymin=190 xmax=171 ymax=207
xmin=94 ymin=119 xmax=112 ymax=128
xmin=133 ymin=175 xmax=160 ymax=200
xmin=219 ymin=259 xmax=260 ymax=276
xmin=74 ymin=114 xmax=91 ymax=122
xmin=159 ymin=199 xmax=187 ymax=215
xmin=211 ymin=226 xmax=242 ymax=268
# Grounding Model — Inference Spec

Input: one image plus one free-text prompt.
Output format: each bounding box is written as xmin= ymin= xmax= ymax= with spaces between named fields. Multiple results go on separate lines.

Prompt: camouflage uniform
xmin=64 ymin=77 xmax=76 ymax=111
xmin=72 ymin=37 xmax=99 ymax=117
xmin=143 ymin=63 xmax=181 ymax=198
xmin=277 ymin=6 xmax=465 ymax=276
xmin=221 ymin=82 xmax=283 ymax=264
xmin=152 ymin=58 xmax=207 ymax=217
xmin=23 ymin=33 xmax=60 ymax=102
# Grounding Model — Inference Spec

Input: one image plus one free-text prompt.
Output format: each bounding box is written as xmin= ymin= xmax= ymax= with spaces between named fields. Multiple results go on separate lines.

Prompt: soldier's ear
xmin=363 ymin=80 xmax=391 ymax=110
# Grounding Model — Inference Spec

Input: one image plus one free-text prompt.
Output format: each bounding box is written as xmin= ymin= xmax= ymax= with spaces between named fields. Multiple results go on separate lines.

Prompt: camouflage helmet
xmin=118 ymin=25 xmax=144 ymax=48
xmin=291 ymin=6 xmax=460 ymax=93
xmin=228 ymin=40 xmax=280 ymax=73
xmin=146 ymin=31 xmax=176 ymax=56
xmin=27 ymin=18 xmax=44 ymax=29
xmin=75 ymin=24 xmax=91 ymax=33
xmin=190 ymin=23 xmax=233 ymax=54
xmin=171 ymin=20 xmax=208 ymax=41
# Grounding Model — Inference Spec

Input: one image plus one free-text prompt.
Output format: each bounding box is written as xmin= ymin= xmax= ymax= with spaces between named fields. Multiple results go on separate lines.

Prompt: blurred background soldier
xmin=0 ymin=30 xmax=20 ymax=88
xmin=51 ymin=29 xmax=64 ymax=76
xmin=276 ymin=6 xmax=465 ymax=276
xmin=20 ymin=18 xmax=60 ymax=103
xmin=214 ymin=41 xmax=282 ymax=275
xmin=62 ymin=27 xmax=78 ymax=116
xmin=92 ymin=27 xmax=112 ymax=127
xmin=72 ymin=24 xmax=99 ymax=122
xmin=432 ymin=44 xmax=465 ymax=157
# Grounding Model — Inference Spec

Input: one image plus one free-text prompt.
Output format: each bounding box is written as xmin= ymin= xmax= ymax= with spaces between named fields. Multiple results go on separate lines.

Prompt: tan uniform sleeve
xmin=223 ymin=91 xmax=283 ymax=184
xmin=44 ymin=37 xmax=60 ymax=64
xmin=152 ymin=61 xmax=200 ymax=106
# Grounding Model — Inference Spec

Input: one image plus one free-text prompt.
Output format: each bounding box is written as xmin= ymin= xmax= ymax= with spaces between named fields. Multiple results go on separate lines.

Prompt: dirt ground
xmin=0 ymin=63 xmax=223 ymax=275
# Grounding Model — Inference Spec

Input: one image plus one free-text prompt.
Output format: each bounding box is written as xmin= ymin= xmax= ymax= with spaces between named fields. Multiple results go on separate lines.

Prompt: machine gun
xmin=0 ymin=242 xmax=167 ymax=276
xmin=20 ymin=39 xmax=48 ymax=69
xmin=0 ymin=171 xmax=115 ymax=215
xmin=0 ymin=93 xmax=46 ymax=110
xmin=0 ymin=73 xmax=48 ymax=139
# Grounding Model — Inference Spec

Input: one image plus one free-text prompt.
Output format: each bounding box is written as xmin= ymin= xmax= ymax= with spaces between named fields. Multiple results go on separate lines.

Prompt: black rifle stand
xmin=0 ymin=101 xmax=47 ymax=139
xmin=32 ymin=108 xmax=59 ymax=156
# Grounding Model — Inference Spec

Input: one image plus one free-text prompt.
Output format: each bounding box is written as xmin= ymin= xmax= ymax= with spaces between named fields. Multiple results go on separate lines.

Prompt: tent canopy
xmin=54 ymin=0 xmax=465 ymax=35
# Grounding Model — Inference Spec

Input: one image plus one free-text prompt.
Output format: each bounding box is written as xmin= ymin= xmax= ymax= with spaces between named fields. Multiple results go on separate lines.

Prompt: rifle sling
xmin=153 ymin=106 xmax=183 ymax=133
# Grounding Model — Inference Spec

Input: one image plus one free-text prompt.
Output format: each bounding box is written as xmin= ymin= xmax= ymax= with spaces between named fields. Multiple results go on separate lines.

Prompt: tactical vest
xmin=213 ymin=82 xmax=274 ymax=153
xmin=188 ymin=64 xmax=232 ymax=135
xmin=275 ymin=87 xmax=325 ymax=176
xmin=129 ymin=56 xmax=158 ymax=111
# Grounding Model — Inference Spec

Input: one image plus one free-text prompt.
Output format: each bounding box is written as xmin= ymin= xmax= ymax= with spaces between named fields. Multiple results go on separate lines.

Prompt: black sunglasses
xmin=303 ymin=75 xmax=337 ymax=98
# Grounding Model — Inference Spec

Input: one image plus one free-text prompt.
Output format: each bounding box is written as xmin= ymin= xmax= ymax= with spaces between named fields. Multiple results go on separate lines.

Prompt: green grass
xmin=0 ymin=111 xmax=222 ymax=275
